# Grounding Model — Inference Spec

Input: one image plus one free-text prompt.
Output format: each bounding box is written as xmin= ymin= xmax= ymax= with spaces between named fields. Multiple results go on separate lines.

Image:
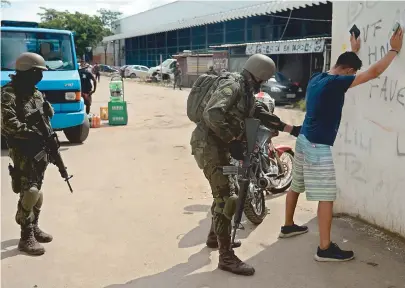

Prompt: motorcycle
xmin=255 ymin=91 xmax=294 ymax=194
xmin=227 ymin=92 xmax=294 ymax=226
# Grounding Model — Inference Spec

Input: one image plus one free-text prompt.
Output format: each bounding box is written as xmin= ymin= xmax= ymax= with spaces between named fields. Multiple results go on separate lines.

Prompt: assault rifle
xmin=26 ymin=104 xmax=73 ymax=193
xmin=222 ymin=118 xmax=260 ymax=244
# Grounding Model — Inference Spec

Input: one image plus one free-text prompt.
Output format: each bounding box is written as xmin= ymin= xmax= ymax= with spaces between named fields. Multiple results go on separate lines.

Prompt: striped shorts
xmin=291 ymin=134 xmax=337 ymax=201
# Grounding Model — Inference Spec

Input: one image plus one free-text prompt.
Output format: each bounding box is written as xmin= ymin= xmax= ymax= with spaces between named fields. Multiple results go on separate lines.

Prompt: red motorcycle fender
xmin=274 ymin=145 xmax=294 ymax=157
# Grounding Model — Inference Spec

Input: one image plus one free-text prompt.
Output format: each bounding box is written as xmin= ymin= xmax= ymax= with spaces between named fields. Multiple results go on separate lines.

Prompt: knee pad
xmin=21 ymin=186 xmax=41 ymax=212
xmin=223 ymin=194 xmax=238 ymax=220
xmin=213 ymin=194 xmax=238 ymax=220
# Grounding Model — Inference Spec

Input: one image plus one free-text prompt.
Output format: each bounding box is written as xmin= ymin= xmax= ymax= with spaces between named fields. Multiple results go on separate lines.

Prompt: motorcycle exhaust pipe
xmin=257 ymin=176 xmax=272 ymax=189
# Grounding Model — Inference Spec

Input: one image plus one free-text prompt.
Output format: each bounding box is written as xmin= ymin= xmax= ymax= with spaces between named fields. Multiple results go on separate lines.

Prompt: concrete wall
xmin=331 ymin=2 xmax=405 ymax=237
xmin=93 ymin=43 xmax=117 ymax=66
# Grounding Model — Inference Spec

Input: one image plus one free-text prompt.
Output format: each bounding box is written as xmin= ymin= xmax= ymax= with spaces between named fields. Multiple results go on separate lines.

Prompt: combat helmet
xmin=243 ymin=53 xmax=275 ymax=82
xmin=15 ymin=52 xmax=48 ymax=72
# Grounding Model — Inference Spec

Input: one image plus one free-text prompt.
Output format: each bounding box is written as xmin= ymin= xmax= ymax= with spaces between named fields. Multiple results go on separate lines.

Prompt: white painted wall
xmin=331 ymin=2 xmax=405 ymax=237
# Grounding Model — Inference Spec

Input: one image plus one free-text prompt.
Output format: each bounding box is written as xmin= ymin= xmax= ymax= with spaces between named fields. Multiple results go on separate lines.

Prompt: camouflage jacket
xmin=1 ymin=82 xmax=53 ymax=142
xmin=202 ymin=73 xmax=286 ymax=144
xmin=173 ymin=66 xmax=182 ymax=77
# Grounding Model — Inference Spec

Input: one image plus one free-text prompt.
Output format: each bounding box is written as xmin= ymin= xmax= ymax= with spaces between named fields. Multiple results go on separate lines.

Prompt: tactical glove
xmin=229 ymin=140 xmax=244 ymax=160
xmin=290 ymin=125 xmax=302 ymax=137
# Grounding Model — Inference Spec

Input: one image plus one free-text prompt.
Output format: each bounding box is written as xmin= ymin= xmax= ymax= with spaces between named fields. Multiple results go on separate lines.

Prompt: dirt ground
xmin=1 ymin=76 xmax=405 ymax=288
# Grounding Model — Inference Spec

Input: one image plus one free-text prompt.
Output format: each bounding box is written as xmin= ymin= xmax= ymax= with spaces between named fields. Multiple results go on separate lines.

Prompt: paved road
xmin=2 ymin=77 xmax=405 ymax=288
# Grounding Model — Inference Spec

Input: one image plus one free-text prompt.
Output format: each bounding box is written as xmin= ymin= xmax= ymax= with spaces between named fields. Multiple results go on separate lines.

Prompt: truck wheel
xmin=63 ymin=119 xmax=90 ymax=144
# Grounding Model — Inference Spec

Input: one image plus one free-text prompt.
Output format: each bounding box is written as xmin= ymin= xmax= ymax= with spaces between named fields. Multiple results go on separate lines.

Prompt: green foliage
xmin=37 ymin=8 xmax=121 ymax=57
xmin=97 ymin=8 xmax=122 ymax=31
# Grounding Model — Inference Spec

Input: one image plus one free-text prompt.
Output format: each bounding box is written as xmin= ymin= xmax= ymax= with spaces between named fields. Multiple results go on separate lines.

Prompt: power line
xmin=267 ymin=14 xmax=331 ymax=22
xmin=279 ymin=10 xmax=292 ymax=40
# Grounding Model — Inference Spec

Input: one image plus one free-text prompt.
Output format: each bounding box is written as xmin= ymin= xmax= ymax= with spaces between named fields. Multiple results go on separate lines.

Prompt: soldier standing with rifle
xmin=189 ymin=54 xmax=301 ymax=276
xmin=1 ymin=52 xmax=73 ymax=256
xmin=173 ymin=62 xmax=182 ymax=90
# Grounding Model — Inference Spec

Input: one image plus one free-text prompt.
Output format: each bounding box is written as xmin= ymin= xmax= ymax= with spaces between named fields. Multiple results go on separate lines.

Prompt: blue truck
xmin=1 ymin=20 xmax=89 ymax=148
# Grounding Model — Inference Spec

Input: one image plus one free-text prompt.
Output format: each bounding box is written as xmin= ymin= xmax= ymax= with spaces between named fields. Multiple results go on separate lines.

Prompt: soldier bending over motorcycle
xmin=190 ymin=54 xmax=301 ymax=276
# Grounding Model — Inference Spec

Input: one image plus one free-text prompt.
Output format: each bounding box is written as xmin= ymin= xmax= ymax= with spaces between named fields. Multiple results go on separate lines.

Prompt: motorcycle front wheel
xmin=244 ymin=183 xmax=267 ymax=225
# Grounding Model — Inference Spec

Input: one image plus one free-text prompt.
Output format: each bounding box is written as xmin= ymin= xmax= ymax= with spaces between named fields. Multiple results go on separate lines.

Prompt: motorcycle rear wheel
xmin=244 ymin=184 xmax=267 ymax=225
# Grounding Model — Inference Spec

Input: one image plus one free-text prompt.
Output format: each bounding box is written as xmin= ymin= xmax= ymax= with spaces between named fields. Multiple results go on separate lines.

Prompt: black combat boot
xmin=206 ymin=218 xmax=241 ymax=248
xmin=33 ymin=208 xmax=53 ymax=243
xmin=217 ymin=236 xmax=255 ymax=276
xmin=18 ymin=223 xmax=45 ymax=256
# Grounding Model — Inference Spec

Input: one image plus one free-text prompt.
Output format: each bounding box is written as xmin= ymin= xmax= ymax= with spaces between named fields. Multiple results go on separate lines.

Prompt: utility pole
xmin=112 ymin=40 xmax=116 ymax=66
xmin=103 ymin=42 xmax=108 ymax=65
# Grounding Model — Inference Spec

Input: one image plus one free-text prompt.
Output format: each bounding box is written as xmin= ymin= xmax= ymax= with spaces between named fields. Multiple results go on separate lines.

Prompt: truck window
xmin=161 ymin=59 xmax=173 ymax=67
xmin=169 ymin=61 xmax=176 ymax=69
xmin=1 ymin=31 xmax=74 ymax=71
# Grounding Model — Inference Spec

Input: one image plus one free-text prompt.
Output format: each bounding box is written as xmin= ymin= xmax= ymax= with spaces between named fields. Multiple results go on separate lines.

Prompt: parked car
xmin=261 ymin=72 xmax=304 ymax=104
xmin=125 ymin=65 xmax=149 ymax=79
xmin=117 ymin=65 xmax=128 ymax=77
xmin=99 ymin=64 xmax=118 ymax=73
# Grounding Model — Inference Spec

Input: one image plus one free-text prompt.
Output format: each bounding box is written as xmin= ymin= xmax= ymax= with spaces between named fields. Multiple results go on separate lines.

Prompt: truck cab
xmin=147 ymin=58 xmax=177 ymax=81
xmin=1 ymin=21 xmax=89 ymax=147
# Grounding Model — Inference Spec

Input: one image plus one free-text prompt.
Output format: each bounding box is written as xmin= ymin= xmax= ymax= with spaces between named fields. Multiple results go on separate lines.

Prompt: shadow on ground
xmin=1 ymin=239 xmax=20 ymax=260
xmin=177 ymin=203 xmax=260 ymax=249
xmin=178 ymin=192 xmax=290 ymax=249
xmin=104 ymin=216 xmax=405 ymax=288
xmin=59 ymin=141 xmax=84 ymax=147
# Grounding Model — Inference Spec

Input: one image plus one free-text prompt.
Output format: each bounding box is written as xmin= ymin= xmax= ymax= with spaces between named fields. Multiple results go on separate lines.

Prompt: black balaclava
xmin=242 ymin=69 xmax=262 ymax=94
xmin=13 ymin=69 xmax=43 ymax=92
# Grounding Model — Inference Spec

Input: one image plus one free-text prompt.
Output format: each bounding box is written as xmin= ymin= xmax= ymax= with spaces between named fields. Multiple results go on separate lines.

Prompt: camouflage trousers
xmin=191 ymin=128 xmax=238 ymax=237
xmin=173 ymin=76 xmax=182 ymax=89
xmin=9 ymin=148 xmax=48 ymax=226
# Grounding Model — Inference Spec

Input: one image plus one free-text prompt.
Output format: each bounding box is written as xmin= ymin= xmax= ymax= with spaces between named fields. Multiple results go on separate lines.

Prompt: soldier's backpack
xmin=187 ymin=73 xmax=232 ymax=123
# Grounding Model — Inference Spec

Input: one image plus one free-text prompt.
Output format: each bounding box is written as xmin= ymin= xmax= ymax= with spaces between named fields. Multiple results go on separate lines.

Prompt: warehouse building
xmin=103 ymin=0 xmax=332 ymax=87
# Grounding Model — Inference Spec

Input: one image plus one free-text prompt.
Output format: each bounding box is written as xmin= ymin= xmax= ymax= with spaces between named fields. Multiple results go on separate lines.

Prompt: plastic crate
xmin=108 ymin=101 xmax=128 ymax=125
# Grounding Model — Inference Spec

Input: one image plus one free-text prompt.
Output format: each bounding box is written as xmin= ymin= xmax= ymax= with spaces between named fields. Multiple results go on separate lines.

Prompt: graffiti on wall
xmin=212 ymin=51 xmax=228 ymax=71
xmin=334 ymin=1 xmax=405 ymax=236
xmin=245 ymin=38 xmax=325 ymax=55
xmin=361 ymin=15 xmax=405 ymax=109
xmin=336 ymin=121 xmax=372 ymax=184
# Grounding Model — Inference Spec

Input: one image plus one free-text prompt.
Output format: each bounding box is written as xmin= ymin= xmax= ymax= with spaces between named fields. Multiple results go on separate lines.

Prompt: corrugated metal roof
xmin=114 ymin=1 xmax=264 ymax=35
xmin=209 ymin=36 xmax=332 ymax=48
xmin=104 ymin=0 xmax=328 ymax=42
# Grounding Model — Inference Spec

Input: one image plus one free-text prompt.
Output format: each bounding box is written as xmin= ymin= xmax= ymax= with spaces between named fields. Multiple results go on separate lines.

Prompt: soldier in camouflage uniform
xmin=173 ymin=62 xmax=182 ymax=90
xmin=190 ymin=54 xmax=301 ymax=276
xmin=1 ymin=52 xmax=54 ymax=256
xmin=206 ymin=65 xmax=218 ymax=76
